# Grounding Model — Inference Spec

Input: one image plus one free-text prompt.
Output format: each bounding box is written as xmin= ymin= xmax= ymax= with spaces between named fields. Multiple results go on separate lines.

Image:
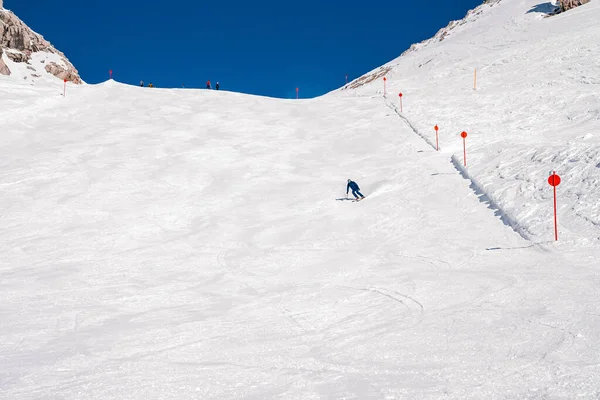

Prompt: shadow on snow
xmin=527 ymin=2 xmax=559 ymax=14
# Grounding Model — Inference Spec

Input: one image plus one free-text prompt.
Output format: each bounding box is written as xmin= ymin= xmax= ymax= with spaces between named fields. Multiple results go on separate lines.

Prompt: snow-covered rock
xmin=0 ymin=48 xmax=9 ymax=75
xmin=0 ymin=7 xmax=81 ymax=83
xmin=559 ymin=0 xmax=590 ymax=12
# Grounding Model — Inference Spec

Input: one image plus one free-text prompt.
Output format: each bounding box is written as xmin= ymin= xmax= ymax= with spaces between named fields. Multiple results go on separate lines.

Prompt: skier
xmin=216 ymin=82 xmax=220 ymax=90
xmin=148 ymin=82 xmax=154 ymax=88
xmin=346 ymin=179 xmax=365 ymax=200
xmin=206 ymin=80 xmax=211 ymax=89
xmin=140 ymin=80 xmax=144 ymax=87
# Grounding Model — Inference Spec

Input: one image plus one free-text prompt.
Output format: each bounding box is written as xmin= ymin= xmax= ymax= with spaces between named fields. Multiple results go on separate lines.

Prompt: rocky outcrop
xmin=0 ymin=47 xmax=10 ymax=75
xmin=342 ymin=66 xmax=391 ymax=90
xmin=558 ymin=0 xmax=590 ymax=12
xmin=45 ymin=61 xmax=80 ymax=82
xmin=0 ymin=7 xmax=82 ymax=83
xmin=6 ymin=49 xmax=28 ymax=62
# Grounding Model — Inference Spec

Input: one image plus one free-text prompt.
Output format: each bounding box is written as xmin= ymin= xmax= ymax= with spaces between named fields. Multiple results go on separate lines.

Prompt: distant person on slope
xmin=206 ymin=80 xmax=211 ymax=89
xmin=140 ymin=80 xmax=144 ymax=87
xmin=216 ymin=82 xmax=220 ymax=90
xmin=346 ymin=179 xmax=365 ymax=200
xmin=148 ymin=82 xmax=154 ymax=88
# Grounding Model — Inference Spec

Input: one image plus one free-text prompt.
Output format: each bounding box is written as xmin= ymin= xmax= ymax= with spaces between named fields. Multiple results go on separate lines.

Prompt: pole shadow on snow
xmin=336 ymin=197 xmax=353 ymax=201
xmin=485 ymin=242 xmax=553 ymax=251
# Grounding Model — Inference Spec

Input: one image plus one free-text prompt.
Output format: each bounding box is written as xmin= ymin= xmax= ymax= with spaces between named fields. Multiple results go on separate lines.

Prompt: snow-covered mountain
xmin=0 ymin=3 xmax=81 ymax=84
xmin=1 ymin=0 xmax=599 ymax=399
xmin=341 ymin=0 xmax=600 ymax=245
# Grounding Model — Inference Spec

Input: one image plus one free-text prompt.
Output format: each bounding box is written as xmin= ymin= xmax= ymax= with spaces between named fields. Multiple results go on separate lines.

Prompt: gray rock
xmin=559 ymin=0 xmax=590 ymax=12
xmin=6 ymin=50 xmax=29 ymax=63
xmin=0 ymin=8 xmax=82 ymax=83
xmin=0 ymin=47 xmax=9 ymax=75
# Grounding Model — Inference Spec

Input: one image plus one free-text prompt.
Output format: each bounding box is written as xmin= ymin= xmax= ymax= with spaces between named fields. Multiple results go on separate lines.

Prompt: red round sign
xmin=548 ymin=174 xmax=561 ymax=187
xmin=461 ymin=131 xmax=468 ymax=138
xmin=399 ymin=93 xmax=403 ymax=97
xmin=383 ymin=77 xmax=387 ymax=81
xmin=63 ymin=79 xmax=67 ymax=83
xmin=434 ymin=125 xmax=439 ymax=131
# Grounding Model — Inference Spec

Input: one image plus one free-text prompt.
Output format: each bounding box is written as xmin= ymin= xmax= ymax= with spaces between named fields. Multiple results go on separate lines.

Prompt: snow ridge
xmin=339 ymin=0 xmax=600 ymax=245
xmin=401 ymin=0 xmax=504 ymax=57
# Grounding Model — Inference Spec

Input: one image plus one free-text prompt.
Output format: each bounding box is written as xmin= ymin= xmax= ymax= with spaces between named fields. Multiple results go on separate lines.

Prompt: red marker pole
xmin=399 ymin=92 xmax=403 ymax=113
xmin=461 ymin=131 xmax=468 ymax=166
xmin=383 ymin=77 xmax=387 ymax=96
xmin=548 ymin=171 xmax=561 ymax=241
xmin=109 ymin=69 xmax=113 ymax=79
xmin=296 ymin=87 xmax=299 ymax=99
xmin=434 ymin=125 xmax=439 ymax=151
xmin=63 ymin=79 xmax=67 ymax=97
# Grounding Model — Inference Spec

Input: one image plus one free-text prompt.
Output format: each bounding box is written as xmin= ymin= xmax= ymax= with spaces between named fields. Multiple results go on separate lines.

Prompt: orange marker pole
xmin=553 ymin=180 xmax=558 ymax=240
xmin=461 ymin=131 xmax=468 ymax=166
xmin=548 ymin=172 xmax=561 ymax=241
xmin=399 ymin=93 xmax=403 ymax=113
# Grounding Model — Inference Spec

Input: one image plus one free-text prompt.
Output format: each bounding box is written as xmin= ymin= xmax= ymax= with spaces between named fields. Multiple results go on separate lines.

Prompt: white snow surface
xmin=340 ymin=0 xmax=600 ymax=246
xmin=1 ymin=50 xmax=73 ymax=85
xmin=1 ymin=0 xmax=600 ymax=398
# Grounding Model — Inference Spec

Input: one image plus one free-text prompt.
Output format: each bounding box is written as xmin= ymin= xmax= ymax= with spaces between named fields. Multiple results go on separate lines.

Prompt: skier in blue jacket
xmin=346 ymin=179 xmax=365 ymax=200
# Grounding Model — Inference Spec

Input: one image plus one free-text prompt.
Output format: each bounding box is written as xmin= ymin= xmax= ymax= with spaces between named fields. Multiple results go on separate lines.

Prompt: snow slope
xmin=1 ymin=0 xmax=600 ymax=398
xmin=339 ymin=0 xmax=600 ymax=246
xmin=1 ymin=80 xmax=600 ymax=399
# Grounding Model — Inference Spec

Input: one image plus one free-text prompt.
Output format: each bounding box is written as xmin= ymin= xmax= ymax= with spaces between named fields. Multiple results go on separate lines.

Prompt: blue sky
xmin=8 ymin=0 xmax=483 ymax=98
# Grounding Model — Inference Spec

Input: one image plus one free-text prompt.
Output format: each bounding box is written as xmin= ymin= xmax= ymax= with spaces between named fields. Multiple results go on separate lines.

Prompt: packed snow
xmin=342 ymin=0 xmax=600 ymax=246
xmin=1 ymin=0 xmax=600 ymax=398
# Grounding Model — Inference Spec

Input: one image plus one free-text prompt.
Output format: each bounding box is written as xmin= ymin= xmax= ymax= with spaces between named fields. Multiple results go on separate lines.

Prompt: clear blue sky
xmin=8 ymin=0 xmax=483 ymax=98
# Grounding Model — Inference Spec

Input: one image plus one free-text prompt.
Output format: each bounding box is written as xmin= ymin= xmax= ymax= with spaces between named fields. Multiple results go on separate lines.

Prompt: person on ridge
xmin=140 ymin=80 xmax=144 ymax=87
xmin=206 ymin=80 xmax=211 ymax=89
xmin=148 ymin=82 xmax=154 ymax=88
xmin=346 ymin=179 xmax=365 ymax=200
xmin=216 ymin=82 xmax=220 ymax=90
